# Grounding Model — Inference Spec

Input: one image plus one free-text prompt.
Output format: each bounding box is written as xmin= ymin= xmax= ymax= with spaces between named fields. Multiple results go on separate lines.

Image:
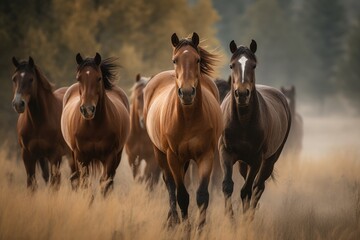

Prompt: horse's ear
xmin=12 ymin=57 xmax=20 ymax=68
xmin=28 ymin=56 xmax=34 ymax=68
xmin=250 ymin=39 xmax=257 ymax=54
xmin=171 ymin=33 xmax=179 ymax=48
xmin=229 ymin=40 xmax=238 ymax=54
xmin=136 ymin=73 xmax=141 ymax=82
xmin=94 ymin=52 xmax=101 ymax=66
xmin=76 ymin=53 xmax=83 ymax=65
xmin=192 ymin=32 xmax=199 ymax=47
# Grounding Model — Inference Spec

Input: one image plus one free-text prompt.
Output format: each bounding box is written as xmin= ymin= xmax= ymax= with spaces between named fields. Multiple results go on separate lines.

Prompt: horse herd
xmin=11 ymin=32 xmax=303 ymax=228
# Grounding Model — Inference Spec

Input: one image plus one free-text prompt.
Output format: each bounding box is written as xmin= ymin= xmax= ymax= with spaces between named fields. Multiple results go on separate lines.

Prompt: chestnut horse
xmin=280 ymin=86 xmax=303 ymax=157
xmin=11 ymin=56 xmax=74 ymax=191
xmin=125 ymin=74 xmax=161 ymax=189
xmin=61 ymin=53 xmax=130 ymax=196
xmin=143 ymin=33 xmax=223 ymax=228
xmin=219 ymin=40 xmax=291 ymax=217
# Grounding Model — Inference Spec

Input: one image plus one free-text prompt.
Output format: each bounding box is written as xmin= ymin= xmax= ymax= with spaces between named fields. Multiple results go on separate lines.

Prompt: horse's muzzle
xmin=12 ymin=98 xmax=26 ymax=113
xmin=80 ymin=105 xmax=96 ymax=120
xmin=178 ymin=87 xmax=196 ymax=105
xmin=234 ymin=89 xmax=250 ymax=106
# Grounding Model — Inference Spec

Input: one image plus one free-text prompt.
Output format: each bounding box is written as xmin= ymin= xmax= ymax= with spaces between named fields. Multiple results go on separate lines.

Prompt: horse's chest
xmin=75 ymin=131 xmax=118 ymax=156
xmin=19 ymin=126 xmax=60 ymax=153
xmin=223 ymin=127 xmax=262 ymax=160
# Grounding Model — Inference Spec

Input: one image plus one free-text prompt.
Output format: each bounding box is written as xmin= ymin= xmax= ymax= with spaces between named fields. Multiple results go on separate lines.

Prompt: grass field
xmin=0 ymin=115 xmax=359 ymax=240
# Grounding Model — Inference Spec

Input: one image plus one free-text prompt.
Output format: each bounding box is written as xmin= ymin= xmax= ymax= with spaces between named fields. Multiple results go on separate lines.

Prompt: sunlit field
xmin=1 ymin=115 xmax=360 ymax=240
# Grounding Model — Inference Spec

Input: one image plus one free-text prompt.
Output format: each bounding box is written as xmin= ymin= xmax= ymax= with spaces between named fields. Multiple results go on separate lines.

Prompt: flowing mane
xmin=173 ymin=38 xmax=219 ymax=77
xmin=77 ymin=57 xmax=118 ymax=90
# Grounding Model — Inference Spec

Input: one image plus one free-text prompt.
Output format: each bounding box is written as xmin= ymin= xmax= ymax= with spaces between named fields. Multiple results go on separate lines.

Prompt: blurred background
xmin=0 ymin=0 xmax=359 ymax=155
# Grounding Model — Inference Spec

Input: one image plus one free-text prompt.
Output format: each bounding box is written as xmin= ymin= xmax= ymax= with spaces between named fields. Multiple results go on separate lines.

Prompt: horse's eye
xmin=197 ymin=59 xmax=200 ymax=63
xmin=98 ymin=77 xmax=102 ymax=82
xmin=229 ymin=64 xmax=233 ymax=69
xmin=172 ymin=59 xmax=176 ymax=64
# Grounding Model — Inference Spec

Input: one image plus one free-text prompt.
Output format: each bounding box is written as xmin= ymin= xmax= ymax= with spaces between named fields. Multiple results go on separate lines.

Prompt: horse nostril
xmin=178 ymin=88 xmax=184 ymax=98
xmin=191 ymin=87 xmax=196 ymax=97
xmin=90 ymin=106 xmax=96 ymax=113
xmin=246 ymin=89 xmax=250 ymax=97
xmin=19 ymin=101 xmax=25 ymax=108
xmin=80 ymin=106 xmax=85 ymax=114
xmin=234 ymin=89 xmax=239 ymax=97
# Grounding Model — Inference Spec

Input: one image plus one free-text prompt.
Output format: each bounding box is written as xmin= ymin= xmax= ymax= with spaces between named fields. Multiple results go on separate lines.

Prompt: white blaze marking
xmin=183 ymin=50 xmax=189 ymax=54
xmin=86 ymin=71 xmax=90 ymax=75
xmin=238 ymin=56 xmax=248 ymax=83
xmin=20 ymin=72 xmax=25 ymax=78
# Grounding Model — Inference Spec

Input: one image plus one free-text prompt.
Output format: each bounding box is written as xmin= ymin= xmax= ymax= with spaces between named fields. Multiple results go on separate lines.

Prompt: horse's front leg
xmin=167 ymin=150 xmax=189 ymax=223
xmin=68 ymin=151 xmax=79 ymax=190
xmin=196 ymin=149 xmax=214 ymax=230
xmin=75 ymin=151 xmax=90 ymax=190
xmin=49 ymin=154 xmax=62 ymax=190
xmin=100 ymin=149 xmax=122 ymax=197
xmin=22 ymin=149 xmax=37 ymax=191
xmin=219 ymin=141 xmax=235 ymax=216
xmin=251 ymin=157 xmax=277 ymax=210
xmin=38 ymin=157 xmax=49 ymax=184
xmin=241 ymin=154 xmax=261 ymax=214
xmin=153 ymin=146 xmax=179 ymax=227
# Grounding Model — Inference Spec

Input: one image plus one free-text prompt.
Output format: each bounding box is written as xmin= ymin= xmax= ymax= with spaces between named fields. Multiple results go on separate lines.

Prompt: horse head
xmin=76 ymin=53 xmax=103 ymax=120
xmin=11 ymin=56 xmax=38 ymax=113
xmin=171 ymin=32 xmax=201 ymax=105
xmin=229 ymin=39 xmax=257 ymax=107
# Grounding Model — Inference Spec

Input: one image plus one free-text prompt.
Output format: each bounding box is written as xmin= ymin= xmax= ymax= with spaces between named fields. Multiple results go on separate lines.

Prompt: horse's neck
xmin=26 ymin=88 xmax=56 ymax=124
xmin=232 ymin=90 xmax=260 ymax=125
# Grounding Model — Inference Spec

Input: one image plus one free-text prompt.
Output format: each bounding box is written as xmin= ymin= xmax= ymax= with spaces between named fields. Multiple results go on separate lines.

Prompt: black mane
xmin=77 ymin=57 xmax=118 ymax=90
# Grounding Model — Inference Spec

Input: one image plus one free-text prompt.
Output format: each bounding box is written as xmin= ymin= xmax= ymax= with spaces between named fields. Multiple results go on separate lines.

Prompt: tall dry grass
xmin=0 ymin=146 xmax=359 ymax=240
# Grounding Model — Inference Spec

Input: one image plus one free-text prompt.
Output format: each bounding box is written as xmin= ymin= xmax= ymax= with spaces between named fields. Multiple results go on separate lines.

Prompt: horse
xmin=280 ymin=86 xmax=303 ymax=157
xmin=218 ymin=40 xmax=291 ymax=217
xmin=11 ymin=56 xmax=74 ymax=191
xmin=61 ymin=53 xmax=130 ymax=196
xmin=143 ymin=32 xmax=223 ymax=228
xmin=214 ymin=76 xmax=231 ymax=103
xmin=125 ymin=74 xmax=161 ymax=189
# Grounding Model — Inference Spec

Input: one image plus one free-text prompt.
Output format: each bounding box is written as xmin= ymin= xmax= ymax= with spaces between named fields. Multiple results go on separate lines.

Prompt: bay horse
xmin=11 ymin=56 xmax=74 ymax=191
xmin=280 ymin=86 xmax=303 ymax=157
xmin=61 ymin=53 xmax=130 ymax=196
xmin=143 ymin=32 xmax=223 ymax=228
xmin=125 ymin=74 xmax=161 ymax=189
xmin=219 ymin=40 xmax=291 ymax=217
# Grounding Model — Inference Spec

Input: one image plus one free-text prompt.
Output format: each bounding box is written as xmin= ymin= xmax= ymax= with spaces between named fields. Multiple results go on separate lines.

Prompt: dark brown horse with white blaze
xmin=125 ymin=74 xmax=161 ymax=189
xmin=11 ymin=56 xmax=74 ymax=191
xmin=61 ymin=53 xmax=130 ymax=196
xmin=280 ymin=86 xmax=303 ymax=157
xmin=219 ymin=40 xmax=291 ymax=217
xmin=143 ymin=32 xmax=223 ymax=228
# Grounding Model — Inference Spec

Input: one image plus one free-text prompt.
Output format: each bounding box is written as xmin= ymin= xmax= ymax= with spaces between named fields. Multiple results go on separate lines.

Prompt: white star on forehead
xmin=183 ymin=50 xmax=189 ymax=54
xmin=20 ymin=72 xmax=25 ymax=78
xmin=86 ymin=71 xmax=90 ymax=75
xmin=238 ymin=56 xmax=248 ymax=83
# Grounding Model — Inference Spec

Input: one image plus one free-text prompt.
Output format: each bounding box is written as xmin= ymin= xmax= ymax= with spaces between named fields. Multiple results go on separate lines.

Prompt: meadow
xmin=0 ymin=115 xmax=359 ymax=240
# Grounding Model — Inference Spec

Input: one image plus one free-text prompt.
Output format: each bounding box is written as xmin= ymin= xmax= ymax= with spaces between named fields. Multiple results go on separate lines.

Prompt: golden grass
xmin=2 ymin=60 xmax=360 ymax=238
xmin=0 ymin=147 xmax=359 ymax=240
